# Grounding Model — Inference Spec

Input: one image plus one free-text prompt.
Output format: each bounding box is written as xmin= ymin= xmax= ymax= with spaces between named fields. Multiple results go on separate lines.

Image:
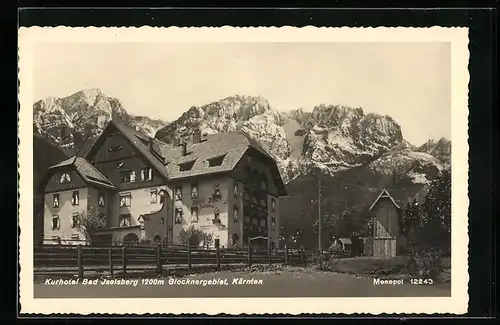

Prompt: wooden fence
xmin=34 ymin=239 xmax=352 ymax=278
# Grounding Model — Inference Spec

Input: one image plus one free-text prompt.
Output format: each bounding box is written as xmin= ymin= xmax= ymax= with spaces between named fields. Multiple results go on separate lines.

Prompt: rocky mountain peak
xmin=33 ymin=89 xmax=168 ymax=156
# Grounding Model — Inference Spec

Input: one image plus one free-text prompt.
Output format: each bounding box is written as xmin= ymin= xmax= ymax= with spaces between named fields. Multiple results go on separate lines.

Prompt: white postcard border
xmin=18 ymin=26 xmax=470 ymax=315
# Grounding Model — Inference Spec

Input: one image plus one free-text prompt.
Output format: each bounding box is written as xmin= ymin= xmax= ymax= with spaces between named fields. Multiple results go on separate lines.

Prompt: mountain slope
xmin=33 ymin=88 xmax=169 ymax=157
xmin=33 ymin=90 xmax=451 ymax=248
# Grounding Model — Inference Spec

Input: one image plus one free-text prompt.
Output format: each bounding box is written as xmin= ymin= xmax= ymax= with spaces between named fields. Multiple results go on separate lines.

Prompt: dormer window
xmin=208 ymin=155 xmax=225 ymax=167
xmin=179 ymin=160 xmax=196 ymax=172
xmin=59 ymin=173 xmax=71 ymax=184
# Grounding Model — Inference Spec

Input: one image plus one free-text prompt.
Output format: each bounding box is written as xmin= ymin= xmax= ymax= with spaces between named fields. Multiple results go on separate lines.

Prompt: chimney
xmin=192 ymin=129 xmax=201 ymax=144
xmin=181 ymin=141 xmax=187 ymax=156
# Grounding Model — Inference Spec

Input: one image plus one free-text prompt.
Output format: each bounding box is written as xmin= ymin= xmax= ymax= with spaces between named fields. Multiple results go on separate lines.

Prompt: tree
xmin=75 ymin=207 xmax=107 ymax=245
xmin=419 ymin=169 xmax=451 ymax=253
xmin=178 ymin=226 xmax=213 ymax=248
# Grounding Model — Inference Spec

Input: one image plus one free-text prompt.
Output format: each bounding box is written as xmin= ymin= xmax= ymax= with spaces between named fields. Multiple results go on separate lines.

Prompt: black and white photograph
xmin=18 ymin=27 xmax=470 ymax=315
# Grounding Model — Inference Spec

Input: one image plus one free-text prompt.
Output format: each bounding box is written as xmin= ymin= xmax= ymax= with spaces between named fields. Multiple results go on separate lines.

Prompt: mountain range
xmin=32 ymin=89 xmax=451 ymax=244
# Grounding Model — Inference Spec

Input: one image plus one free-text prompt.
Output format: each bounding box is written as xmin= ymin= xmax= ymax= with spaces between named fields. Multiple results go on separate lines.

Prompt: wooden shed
xmin=368 ymin=188 xmax=402 ymax=258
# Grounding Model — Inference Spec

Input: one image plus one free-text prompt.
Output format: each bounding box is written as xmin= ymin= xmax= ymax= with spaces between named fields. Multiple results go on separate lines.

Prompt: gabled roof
xmin=159 ymin=131 xmax=287 ymax=196
xmin=48 ymin=156 xmax=116 ymax=190
xmin=83 ymin=120 xmax=169 ymax=180
xmin=369 ymin=188 xmax=401 ymax=211
xmin=80 ymin=120 xmax=287 ymax=197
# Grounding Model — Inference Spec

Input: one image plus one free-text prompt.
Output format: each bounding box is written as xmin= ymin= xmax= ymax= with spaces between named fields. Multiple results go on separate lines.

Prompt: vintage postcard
xmin=18 ymin=26 xmax=470 ymax=315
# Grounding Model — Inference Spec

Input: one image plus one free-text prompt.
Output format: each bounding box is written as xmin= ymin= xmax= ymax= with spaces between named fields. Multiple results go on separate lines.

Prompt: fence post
xmin=247 ymin=244 xmax=252 ymax=267
xmin=303 ymin=248 xmax=307 ymax=268
xmin=268 ymin=244 xmax=272 ymax=266
xmin=77 ymin=245 xmax=84 ymax=279
xmin=187 ymin=244 xmax=192 ymax=271
xmin=215 ymin=239 xmax=220 ymax=269
xmin=300 ymin=248 xmax=305 ymax=267
xmin=108 ymin=248 xmax=113 ymax=276
xmin=156 ymin=244 xmax=162 ymax=275
xmin=122 ymin=246 xmax=127 ymax=274
xmin=284 ymin=245 xmax=289 ymax=265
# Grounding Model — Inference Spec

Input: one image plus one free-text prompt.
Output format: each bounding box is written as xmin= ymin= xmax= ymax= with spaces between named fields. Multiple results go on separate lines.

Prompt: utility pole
xmin=318 ymin=177 xmax=322 ymax=252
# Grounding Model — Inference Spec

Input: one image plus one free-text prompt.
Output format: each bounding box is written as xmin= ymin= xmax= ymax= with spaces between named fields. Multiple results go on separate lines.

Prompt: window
xmin=233 ymin=183 xmax=239 ymax=197
xmin=243 ymin=189 xmax=250 ymax=201
xmin=175 ymin=208 xmax=183 ymax=224
xmin=271 ymin=198 xmax=276 ymax=211
xmin=119 ymin=170 xmax=136 ymax=183
xmin=244 ymin=215 xmax=250 ymax=224
xmin=191 ymin=184 xmax=198 ymax=199
xmin=98 ymin=193 xmax=105 ymax=207
xmin=59 ymin=172 xmax=71 ymax=184
xmin=159 ymin=189 xmax=166 ymax=203
xmin=191 ymin=206 xmax=199 ymax=222
xmin=260 ymin=173 xmax=268 ymax=191
xmin=141 ymin=167 xmax=153 ymax=181
xmin=175 ymin=187 xmax=182 ymax=201
xmin=208 ymin=155 xmax=225 ymax=167
xmin=52 ymin=215 xmax=60 ymax=230
xmin=213 ymin=207 xmax=221 ymax=225
xmin=160 ymin=217 xmax=164 ymax=224
xmin=117 ymin=161 xmax=124 ymax=168
xmin=52 ymin=194 xmax=60 ymax=208
xmin=119 ymin=193 xmax=131 ymax=207
xmin=271 ymin=217 xmax=276 ymax=230
xmin=71 ymin=191 xmax=79 ymax=206
xmin=71 ymin=213 xmax=79 ymax=228
xmin=150 ymin=189 xmax=158 ymax=204
xmin=119 ymin=214 xmax=131 ymax=227
xmin=212 ymin=182 xmax=221 ymax=201
xmin=260 ymin=198 xmax=267 ymax=208
xmin=179 ymin=160 xmax=196 ymax=171
xmin=233 ymin=206 xmax=239 ymax=222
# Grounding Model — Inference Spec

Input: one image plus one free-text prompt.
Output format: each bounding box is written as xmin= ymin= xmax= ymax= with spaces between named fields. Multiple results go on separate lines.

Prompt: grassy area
xmin=316 ymin=255 xmax=451 ymax=283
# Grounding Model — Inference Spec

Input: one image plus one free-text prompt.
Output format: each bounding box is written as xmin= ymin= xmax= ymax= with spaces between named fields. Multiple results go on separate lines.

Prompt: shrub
xmin=406 ymin=247 xmax=443 ymax=278
xmin=178 ymin=226 xmax=214 ymax=248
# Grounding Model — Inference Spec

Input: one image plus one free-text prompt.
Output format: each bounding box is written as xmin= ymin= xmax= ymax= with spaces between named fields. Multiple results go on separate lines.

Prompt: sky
xmin=33 ymin=42 xmax=451 ymax=146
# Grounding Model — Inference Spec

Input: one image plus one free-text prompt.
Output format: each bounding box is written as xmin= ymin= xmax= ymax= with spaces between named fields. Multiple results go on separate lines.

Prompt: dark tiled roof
xmin=161 ymin=131 xmax=257 ymax=180
xmin=80 ymin=120 xmax=287 ymax=196
xmin=49 ymin=156 xmax=116 ymax=190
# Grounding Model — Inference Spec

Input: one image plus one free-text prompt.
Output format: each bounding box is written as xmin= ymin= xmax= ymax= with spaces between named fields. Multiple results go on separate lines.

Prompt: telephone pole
xmin=318 ymin=177 xmax=322 ymax=252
